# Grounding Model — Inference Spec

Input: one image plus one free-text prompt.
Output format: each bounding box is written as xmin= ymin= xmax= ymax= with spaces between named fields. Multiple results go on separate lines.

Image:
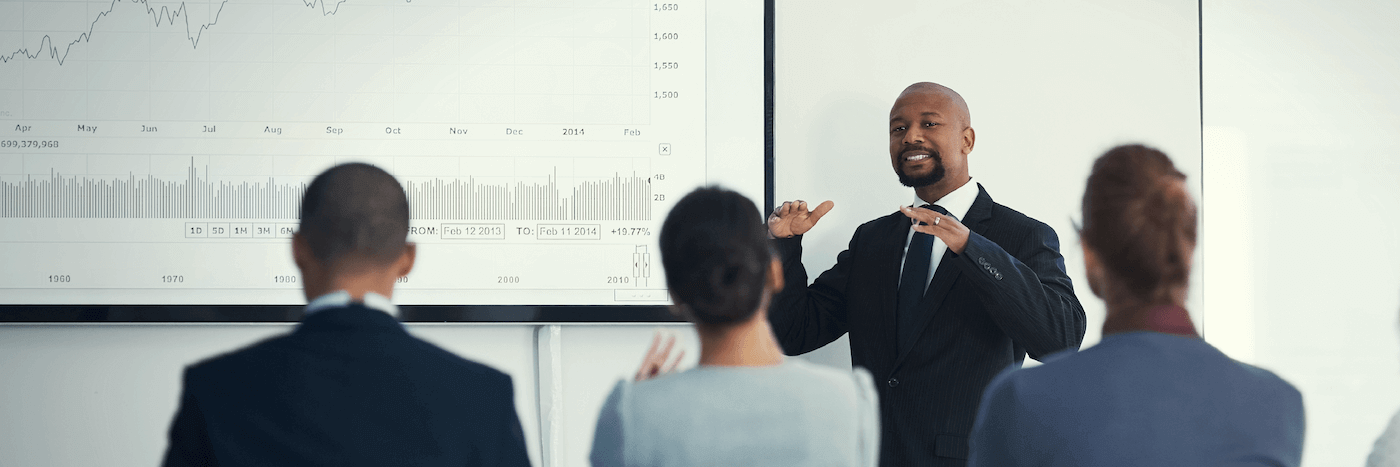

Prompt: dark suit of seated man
xmin=161 ymin=163 xmax=532 ymax=467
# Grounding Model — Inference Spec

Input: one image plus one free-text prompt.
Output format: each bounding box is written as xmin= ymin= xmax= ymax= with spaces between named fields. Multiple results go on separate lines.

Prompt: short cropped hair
xmin=659 ymin=187 xmax=772 ymax=325
xmin=298 ymin=163 xmax=410 ymax=266
xmin=1080 ymin=144 xmax=1197 ymax=303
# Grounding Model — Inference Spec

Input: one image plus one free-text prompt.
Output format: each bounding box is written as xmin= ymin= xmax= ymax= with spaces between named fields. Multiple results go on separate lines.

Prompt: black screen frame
xmin=0 ymin=0 xmax=777 ymax=323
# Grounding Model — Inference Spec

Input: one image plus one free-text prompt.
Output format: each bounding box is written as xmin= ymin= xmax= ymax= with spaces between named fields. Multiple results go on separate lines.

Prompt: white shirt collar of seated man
xmin=305 ymin=290 xmax=399 ymax=317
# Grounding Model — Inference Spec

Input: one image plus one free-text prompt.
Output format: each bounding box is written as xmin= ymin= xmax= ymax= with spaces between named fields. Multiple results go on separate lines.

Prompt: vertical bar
xmin=535 ymin=325 xmax=564 ymax=467
xmin=764 ymin=0 xmax=776 ymax=213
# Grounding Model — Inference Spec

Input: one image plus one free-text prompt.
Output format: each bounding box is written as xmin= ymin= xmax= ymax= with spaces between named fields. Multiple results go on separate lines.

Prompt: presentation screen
xmin=0 ymin=0 xmax=765 ymax=308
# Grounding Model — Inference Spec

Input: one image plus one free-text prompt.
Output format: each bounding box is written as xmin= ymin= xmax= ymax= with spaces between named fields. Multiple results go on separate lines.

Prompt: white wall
xmin=0 ymin=323 xmax=697 ymax=467
xmin=1201 ymin=1 xmax=1400 ymax=465
xmin=0 ymin=324 xmax=538 ymax=466
xmin=0 ymin=325 xmax=296 ymax=466
xmin=773 ymin=0 xmax=1202 ymax=361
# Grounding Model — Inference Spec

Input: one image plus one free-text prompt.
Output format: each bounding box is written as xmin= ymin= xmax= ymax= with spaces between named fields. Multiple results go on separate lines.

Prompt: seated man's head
xmin=293 ymin=163 xmax=414 ymax=301
xmin=1079 ymin=144 xmax=1197 ymax=309
xmin=659 ymin=187 xmax=783 ymax=330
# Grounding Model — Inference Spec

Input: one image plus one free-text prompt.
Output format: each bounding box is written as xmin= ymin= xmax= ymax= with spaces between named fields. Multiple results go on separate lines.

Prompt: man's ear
xmin=766 ymin=257 xmax=784 ymax=293
xmin=962 ymin=126 xmax=976 ymax=155
xmin=395 ymin=242 xmax=417 ymax=278
xmin=292 ymin=232 xmax=312 ymax=273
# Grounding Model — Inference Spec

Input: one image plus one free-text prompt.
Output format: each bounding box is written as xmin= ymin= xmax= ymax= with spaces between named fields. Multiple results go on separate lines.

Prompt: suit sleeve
xmin=485 ymin=375 xmax=533 ymax=467
xmin=589 ymin=380 xmax=628 ymax=467
xmin=967 ymin=369 xmax=1034 ymax=467
xmin=956 ymin=221 xmax=1086 ymax=359
xmin=767 ymin=231 xmax=857 ymax=356
xmin=1272 ymin=379 xmax=1306 ymax=467
xmin=161 ymin=369 xmax=215 ymax=467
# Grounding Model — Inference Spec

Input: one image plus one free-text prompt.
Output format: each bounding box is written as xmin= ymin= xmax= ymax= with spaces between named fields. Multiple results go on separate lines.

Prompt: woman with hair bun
xmin=590 ymin=186 xmax=880 ymax=467
xmin=967 ymin=145 xmax=1306 ymax=467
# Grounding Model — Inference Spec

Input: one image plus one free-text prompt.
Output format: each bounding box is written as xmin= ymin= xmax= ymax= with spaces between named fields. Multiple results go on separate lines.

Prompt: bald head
xmin=887 ymin=82 xmax=977 ymax=193
xmin=896 ymin=82 xmax=971 ymax=129
xmin=298 ymin=163 xmax=410 ymax=268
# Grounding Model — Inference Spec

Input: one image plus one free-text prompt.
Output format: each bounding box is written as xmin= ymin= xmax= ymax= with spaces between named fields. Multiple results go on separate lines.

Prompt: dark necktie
xmin=897 ymin=204 xmax=948 ymax=353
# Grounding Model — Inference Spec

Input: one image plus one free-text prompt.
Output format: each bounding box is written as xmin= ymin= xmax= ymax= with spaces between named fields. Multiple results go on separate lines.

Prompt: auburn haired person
xmin=967 ymin=145 xmax=1306 ymax=467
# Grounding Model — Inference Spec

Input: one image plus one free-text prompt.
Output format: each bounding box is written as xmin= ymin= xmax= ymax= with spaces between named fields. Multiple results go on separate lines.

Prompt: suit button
xmin=888 ymin=378 xmax=899 ymax=388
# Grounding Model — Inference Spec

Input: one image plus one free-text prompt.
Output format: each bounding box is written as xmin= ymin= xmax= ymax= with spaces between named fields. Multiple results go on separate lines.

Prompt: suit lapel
xmin=876 ymin=213 xmax=911 ymax=360
xmin=891 ymin=184 xmax=996 ymax=371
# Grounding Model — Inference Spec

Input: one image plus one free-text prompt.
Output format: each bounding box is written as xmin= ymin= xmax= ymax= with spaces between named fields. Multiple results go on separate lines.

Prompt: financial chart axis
xmin=1 ymin=0 xmax=350 ymax=66
xmin=1 ymin=160 xmax=653 ymax=221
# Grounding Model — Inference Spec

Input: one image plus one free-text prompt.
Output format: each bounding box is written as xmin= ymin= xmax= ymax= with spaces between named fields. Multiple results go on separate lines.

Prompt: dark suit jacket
xmin=161 ymin=304 xmax=531 ymax=467
xmin=769 ymin=184 xmax=1086 ymax=467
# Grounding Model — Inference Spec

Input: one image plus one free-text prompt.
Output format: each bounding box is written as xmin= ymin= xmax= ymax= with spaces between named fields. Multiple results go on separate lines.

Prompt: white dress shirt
xmin=304 ymin=290 xmax=399 ymax=317
xmin=899 ymin=179 xmax=980 ymax=292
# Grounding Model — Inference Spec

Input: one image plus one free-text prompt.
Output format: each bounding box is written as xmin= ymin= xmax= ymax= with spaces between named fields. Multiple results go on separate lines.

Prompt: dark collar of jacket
xmin=961 ymin=182 xmax=996 ymax=230
xmin=873 ymin=182 xmax=996 ymax=261
xmin=881 ymin=183 xmax=996 ymax=370
xmin=1102 ymin=304 xmax=1198 ymax=338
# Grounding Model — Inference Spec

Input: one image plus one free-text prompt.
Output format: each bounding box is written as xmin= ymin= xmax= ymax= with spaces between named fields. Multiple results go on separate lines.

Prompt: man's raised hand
xmin=767 ymin=200 xmax=834 ymax=238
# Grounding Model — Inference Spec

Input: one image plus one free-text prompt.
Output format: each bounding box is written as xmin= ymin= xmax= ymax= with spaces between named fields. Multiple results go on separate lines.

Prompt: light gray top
xmin=590 ymin=359 xmax=880 ymax=467
xmin=1370 ymin=409 xmax=1400 ymax=467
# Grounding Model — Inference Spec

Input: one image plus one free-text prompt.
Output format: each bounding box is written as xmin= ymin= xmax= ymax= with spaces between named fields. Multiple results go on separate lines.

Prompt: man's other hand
xmin=767 ymin=200 xmax=834 ymax=238
xmin=900 ymin=205 xmax=971 ymax=254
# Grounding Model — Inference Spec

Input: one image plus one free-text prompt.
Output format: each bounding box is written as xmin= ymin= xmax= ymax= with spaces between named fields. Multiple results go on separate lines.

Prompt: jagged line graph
xmin=2 ymin=0 xmax=654 ymax=124
xmin=0 ymin=0 xmax=350 ymax=65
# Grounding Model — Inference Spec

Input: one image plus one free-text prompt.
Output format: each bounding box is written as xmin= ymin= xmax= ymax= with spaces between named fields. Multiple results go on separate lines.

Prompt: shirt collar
xmin=305 ymin=290 xmax=399 ymax=317
xmin=912 ymin=178 xmax=979 ymax=221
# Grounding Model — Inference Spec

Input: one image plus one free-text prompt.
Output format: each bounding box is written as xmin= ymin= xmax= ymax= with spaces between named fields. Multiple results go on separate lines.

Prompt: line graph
xmin=3 ymin=0 xmax=229 ymax=65
xmin=1 ymin=0 xmax=351 ymax=66
xmin=0 ymin=0 xmax=356 ymax=66
xmin=1 ymin=0 xmax=658 ymax=124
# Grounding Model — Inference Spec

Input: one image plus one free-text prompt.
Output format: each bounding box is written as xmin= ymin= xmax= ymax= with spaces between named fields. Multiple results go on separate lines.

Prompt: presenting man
xmin=161 ymin=163 xmax=531 ymax=467
xmin=767 ymin=82 xmax=1086 ymax=467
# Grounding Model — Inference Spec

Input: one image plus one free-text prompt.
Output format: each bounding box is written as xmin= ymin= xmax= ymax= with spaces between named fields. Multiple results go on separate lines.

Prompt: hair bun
xmin=1081 ymin=145 xmax=1197 ymax=303
xmin=659 ymin=187 xmax=772 ymax=325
